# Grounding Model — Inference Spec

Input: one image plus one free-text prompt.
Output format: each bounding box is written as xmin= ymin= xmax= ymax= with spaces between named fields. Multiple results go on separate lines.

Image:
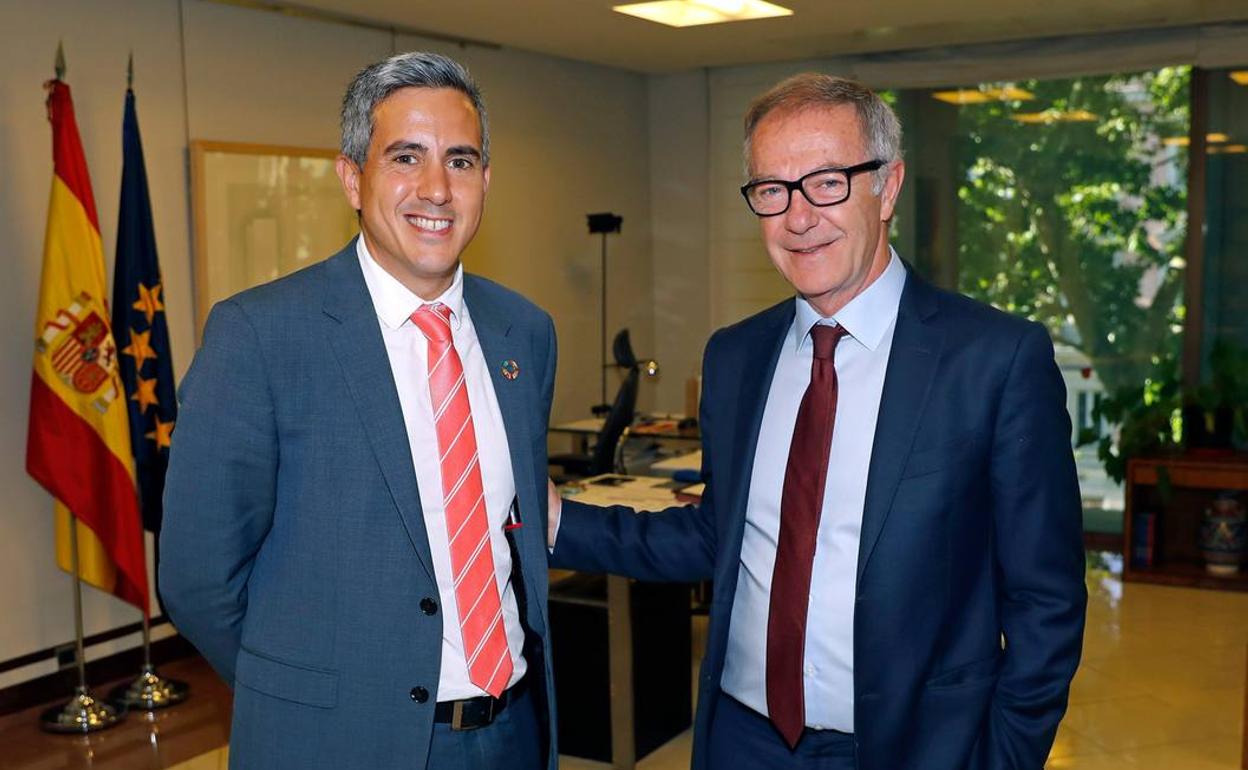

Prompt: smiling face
xmin=336 ymin=86 xmax=490 ymax=299
xmin=748 ymin=103 xmax=904 ymax=317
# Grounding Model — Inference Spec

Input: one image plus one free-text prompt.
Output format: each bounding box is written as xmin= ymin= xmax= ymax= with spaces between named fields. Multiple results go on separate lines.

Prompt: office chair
xmin=550 ymin=329 xmax=640 ymax=479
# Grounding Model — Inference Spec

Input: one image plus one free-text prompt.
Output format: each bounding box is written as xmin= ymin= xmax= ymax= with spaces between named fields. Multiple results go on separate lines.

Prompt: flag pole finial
xmin=54 ymin=41 xmax=66 ymax=80
xmin=127 ymin=51 xmax=133 ymax=89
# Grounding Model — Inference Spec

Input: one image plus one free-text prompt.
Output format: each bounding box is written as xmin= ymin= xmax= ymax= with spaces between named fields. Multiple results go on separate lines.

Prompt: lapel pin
xmin=501 ymin=359 xmax=520 ymax=380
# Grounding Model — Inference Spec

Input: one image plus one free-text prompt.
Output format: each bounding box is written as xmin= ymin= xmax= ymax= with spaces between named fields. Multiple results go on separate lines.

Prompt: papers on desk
xmin=631 ymin=419 xmax=679 ymax=435
xmin=675 ymin=483 xmax=704 ymax=503
xmin=562 ymin=475 xmax=689 ymax=513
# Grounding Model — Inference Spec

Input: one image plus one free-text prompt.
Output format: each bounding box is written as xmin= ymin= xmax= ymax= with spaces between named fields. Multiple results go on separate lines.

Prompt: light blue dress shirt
xmin=720 ymin=250 xmax=907 ymax=733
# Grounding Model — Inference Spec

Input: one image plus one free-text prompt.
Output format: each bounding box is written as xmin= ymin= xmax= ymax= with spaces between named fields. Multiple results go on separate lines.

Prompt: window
xmin=896 ymin=67 xmax=1193 ymax=512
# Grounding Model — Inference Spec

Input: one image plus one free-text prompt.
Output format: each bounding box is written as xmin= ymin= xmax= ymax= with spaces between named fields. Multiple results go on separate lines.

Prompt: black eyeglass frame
xmin=740 ymin=159 xmax=887 ymax=217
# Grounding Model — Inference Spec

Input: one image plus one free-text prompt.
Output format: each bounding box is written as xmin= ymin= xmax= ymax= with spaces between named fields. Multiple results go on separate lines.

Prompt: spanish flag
xmin=26 ymin=76 xmax=149 ymax=615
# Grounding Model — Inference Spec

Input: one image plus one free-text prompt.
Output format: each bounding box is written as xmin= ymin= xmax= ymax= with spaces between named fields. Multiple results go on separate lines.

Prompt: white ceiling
xmin=279 ymin=0 xmax=1248 ymax=73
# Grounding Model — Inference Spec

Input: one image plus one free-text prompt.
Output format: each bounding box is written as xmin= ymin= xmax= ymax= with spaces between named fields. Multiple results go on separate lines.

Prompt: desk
xmin=550 ymin=476 xmax=692 ymax=769
xmin=550 ymin=417 xmax=605 ymax=435
xmin=650 ymin=450 xmax=702 ymax=476
xmin=550 ymin=415 xmax=700 ymax=441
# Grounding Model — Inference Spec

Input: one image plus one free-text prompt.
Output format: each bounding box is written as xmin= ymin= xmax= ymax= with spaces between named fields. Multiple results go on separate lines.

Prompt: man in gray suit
xmin=162 ymin=52 xmax=558 ymax=769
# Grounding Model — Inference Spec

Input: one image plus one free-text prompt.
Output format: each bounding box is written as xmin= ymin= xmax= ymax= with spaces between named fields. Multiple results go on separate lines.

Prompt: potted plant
xmin=1184 ymin=340 xmax=1248 ymax=452
xmin=1079 ymin=364 xmax=1182 ymax=487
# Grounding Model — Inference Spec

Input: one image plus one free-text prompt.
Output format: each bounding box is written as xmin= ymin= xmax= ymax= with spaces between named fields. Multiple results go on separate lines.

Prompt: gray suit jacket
xmin=161 ymin=239 xmax=559 ymax=769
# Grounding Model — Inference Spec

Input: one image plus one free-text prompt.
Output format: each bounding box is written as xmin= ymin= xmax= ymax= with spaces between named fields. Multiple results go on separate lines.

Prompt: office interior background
xmin=1 ymin=0 xmax=1248 ymax=767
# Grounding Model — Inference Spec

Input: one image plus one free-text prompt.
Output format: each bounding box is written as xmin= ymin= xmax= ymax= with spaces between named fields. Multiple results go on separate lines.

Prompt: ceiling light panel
xmin=613 ymin=0 xmax=792 ymax=27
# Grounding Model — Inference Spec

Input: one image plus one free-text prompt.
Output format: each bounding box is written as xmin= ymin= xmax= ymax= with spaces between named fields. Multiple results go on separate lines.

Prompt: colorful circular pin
xmin=501 ymin=359 xmax=520 ymax=380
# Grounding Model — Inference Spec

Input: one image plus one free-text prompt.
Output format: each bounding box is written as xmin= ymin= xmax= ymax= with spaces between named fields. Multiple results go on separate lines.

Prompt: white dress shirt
xmin=720 ymin=250 xmax=907 ymax=732
xmin=356 ymin=236 xmax=526 ymax=700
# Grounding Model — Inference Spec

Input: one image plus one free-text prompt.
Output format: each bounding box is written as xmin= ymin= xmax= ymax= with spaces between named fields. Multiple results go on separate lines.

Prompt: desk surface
xmin=550 ymin=417 xmax=604 ymax=434
xmin=650 ymin=450 xmax=702 ymax=474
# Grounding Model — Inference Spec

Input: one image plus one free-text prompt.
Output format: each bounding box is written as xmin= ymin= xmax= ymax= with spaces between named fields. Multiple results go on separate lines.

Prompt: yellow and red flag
xmin=26 ymin=77 xmax=149 ymax=615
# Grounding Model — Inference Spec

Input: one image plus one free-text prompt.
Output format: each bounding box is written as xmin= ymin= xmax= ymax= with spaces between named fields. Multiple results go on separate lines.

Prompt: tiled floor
xmin=1045 ymin=553 xmax=1248 ymax=769
xmin=7 ymin=553 xmax=1247 ymax=770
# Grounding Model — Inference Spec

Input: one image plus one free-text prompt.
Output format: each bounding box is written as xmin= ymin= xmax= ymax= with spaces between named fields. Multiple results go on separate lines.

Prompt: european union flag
xmin=112 ymin=79 xmax=176 ymax=534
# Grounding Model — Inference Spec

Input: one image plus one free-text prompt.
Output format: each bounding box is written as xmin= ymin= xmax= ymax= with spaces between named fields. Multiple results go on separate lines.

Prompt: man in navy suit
xmin=162 ymin=53 xmax=558 ymax=769
xmin=549 ymin=74 xmax=1086 ymax=769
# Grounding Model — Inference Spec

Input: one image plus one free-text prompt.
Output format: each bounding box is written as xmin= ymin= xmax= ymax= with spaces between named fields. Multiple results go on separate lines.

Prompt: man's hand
xmin=547 ymin=477 xmax=561 ymax=549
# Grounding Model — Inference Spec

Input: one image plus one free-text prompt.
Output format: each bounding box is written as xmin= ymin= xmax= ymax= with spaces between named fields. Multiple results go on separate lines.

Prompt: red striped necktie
xmin=411 ymin=302 xmax=512 ymax=697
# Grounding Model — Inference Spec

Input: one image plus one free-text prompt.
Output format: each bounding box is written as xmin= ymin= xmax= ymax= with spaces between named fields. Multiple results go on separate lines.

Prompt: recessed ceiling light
xmin=990 ymin=86 xmax=1035 ymax=101
xmin=1209 ymin=144 xmax=1246 ymax=154
xmin=1163 ymin=132 xmax=1231 ymax=147
xmin=1010 ymin=109 xmax=1099 ymax=124
xmin=613 ymin=0 xmax=792 ymax=27
xmin=1229 ymin=71 xmax=1248 ymax=86
xmin=932 ymin=90 xmax=993 ymax=105
xmin=932 ymin=87 xmax=1034 ymax=105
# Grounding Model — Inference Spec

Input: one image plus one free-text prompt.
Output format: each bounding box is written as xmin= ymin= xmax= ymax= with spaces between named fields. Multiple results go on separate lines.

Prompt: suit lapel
xmin=463 ymin=276 xmax=547 ymax=630
xmin=856 ymin=271 xmax=944 ymax=582
xmin=322 ymin=241 xmax=436 ymax=585
xmin=720 ymin=301 xmax=794 ymax=582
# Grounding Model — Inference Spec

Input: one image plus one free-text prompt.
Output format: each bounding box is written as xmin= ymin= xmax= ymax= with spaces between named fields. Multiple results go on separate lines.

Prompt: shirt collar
xmin=356 ymin=234 xmax=465 ymax=331
xmin=792 ymin=246 xmax=906 ymax=353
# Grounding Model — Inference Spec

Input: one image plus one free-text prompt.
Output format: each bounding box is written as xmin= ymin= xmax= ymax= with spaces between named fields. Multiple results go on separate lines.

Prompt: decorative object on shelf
xmin=1199 ymin=492 xmax=1247 ymax=576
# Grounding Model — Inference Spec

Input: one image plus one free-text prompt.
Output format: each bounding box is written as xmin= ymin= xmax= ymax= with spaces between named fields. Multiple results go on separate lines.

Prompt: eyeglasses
xmin=740 ymin=159 xmax=886 ymax=217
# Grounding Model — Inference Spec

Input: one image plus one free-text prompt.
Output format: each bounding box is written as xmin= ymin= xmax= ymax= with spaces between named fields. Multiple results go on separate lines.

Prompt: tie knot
xmin=410 ymin=303 xmax=453 ymax=343
xmin=810 ymin=323 xmax=849 ymax=361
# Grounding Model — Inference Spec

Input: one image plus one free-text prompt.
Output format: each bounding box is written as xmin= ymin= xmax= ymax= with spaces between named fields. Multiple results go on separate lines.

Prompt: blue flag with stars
xmin=112 ymin=83 xmax=176 ymax=534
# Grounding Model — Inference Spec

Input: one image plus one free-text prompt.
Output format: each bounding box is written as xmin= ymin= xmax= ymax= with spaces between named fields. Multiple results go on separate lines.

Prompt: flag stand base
xmin=40 ymin=686 xmax=124 ymax=733
xmin=109 ymin=664 xmax=189 ymax=710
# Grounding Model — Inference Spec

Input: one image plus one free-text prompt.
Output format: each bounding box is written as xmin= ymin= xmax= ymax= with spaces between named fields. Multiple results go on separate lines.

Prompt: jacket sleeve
xmin=548 ymin=331 xmax=724 ymax=582
xmin=980 ymin=322 xmax=1087 ymax=768
xmin=159 ymin=300 xmax=278 ymax=685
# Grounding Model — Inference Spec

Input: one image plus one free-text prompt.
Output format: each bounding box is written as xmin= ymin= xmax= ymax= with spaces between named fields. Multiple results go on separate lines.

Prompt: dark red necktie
xmin=766 ymin=322 xmax=850 ymax=748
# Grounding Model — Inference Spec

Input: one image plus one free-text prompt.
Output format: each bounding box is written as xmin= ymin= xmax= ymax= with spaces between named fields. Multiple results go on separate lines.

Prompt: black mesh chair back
xmin=589 ymin=365 xmax=639 ymax=474
xmin=613 ymin=328 xmax=638 ymax=369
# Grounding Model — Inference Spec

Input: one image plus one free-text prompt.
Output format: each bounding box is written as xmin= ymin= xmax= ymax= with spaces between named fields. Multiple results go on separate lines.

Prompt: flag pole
xmin=40 ymin=511 xmax=124 ymax=733
xmin=37 ymin=44 xmax=123 ymax=733
xmin=109 ymin=604 xmax=189 ymax=710
xmin=108 ymin=50 xmax=188 ymax=711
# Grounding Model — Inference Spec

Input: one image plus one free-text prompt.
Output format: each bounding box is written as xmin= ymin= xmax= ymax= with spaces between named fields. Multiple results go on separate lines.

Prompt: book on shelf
xmin=1131 ymin=510 xmax=1157 ymax=569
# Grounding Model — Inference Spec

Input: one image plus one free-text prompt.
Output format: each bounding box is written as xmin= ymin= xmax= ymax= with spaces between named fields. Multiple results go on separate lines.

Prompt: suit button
xmin=420 ymin=597 xmax=438 ymax=615
xmin=409 ymin=686 xmax=429 ymax=703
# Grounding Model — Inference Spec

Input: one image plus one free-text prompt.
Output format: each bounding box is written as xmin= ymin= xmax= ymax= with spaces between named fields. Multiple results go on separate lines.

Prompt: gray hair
xmin=340 ymin=52 xmax=489 ymax=168
xmin=743 ymin=73 xmax=901 ymax=194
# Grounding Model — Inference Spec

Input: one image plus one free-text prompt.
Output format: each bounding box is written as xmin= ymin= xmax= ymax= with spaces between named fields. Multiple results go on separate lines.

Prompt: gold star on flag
xmin=146 ymin=416 xmax=174 ymax=450
xmin=122 ymin=328 xmax=157 ymax=370
xmin=132 ymin=283 xmax=165 ymax=324
xmin=131 ymin=375 xmax=159 ymax=414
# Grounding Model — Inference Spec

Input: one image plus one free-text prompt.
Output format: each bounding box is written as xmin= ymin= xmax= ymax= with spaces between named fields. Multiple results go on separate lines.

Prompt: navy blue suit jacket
xmin=161 ymin=241 xmax=559 ymax=769
xmin=552 ymin=268 xmax=1086 ymax=770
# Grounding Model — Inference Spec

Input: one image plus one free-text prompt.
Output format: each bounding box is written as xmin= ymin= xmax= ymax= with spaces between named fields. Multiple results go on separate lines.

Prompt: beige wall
xmin=647 ymin=70 xmax=712 ymax=412
xmin=0 ymin=0 xmax=653 ymax=684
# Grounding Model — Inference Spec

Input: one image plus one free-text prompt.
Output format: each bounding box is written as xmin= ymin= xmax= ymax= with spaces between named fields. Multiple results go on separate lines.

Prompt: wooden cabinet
xmin=1123 ymin=455 xmax=1248 ymax=591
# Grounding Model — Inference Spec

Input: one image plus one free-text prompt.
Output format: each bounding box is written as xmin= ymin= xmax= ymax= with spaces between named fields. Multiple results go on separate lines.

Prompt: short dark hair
xmin=341 ymin=52 xmax=489 ymax=167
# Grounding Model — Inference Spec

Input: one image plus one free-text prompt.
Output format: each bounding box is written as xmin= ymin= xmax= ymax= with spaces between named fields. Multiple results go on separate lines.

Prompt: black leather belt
xmin=433 ymin=676 xmax=528 ymax=730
